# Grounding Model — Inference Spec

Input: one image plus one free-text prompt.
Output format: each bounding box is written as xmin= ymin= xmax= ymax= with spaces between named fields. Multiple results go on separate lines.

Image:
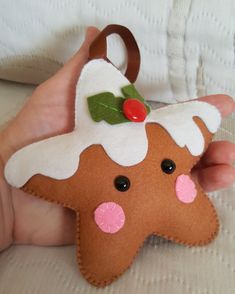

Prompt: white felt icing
xmin=4 ymin=59 xmax=221 ymax=188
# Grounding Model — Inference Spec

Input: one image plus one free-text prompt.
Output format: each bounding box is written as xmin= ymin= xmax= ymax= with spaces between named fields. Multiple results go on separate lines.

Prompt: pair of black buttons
xmin=114 ymin=159 xmax=176 ymax=192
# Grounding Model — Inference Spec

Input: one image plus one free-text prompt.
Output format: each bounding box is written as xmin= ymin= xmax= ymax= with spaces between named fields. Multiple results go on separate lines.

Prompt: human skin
xmin=0 ymin=27 xmax=235 ymax=252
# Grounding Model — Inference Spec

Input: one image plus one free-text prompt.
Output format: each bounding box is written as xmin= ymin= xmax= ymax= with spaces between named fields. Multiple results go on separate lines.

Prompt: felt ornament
xmin=4 ymin=25 xmax=222 ymax=288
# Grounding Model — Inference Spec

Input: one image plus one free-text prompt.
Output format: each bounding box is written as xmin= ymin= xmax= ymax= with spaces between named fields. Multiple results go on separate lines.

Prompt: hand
xmin=0 ymin=26 xmax=235 ymax=251
xmin=193 ymin=96 xmax=235 ymax=192
xmin=0 ymin=27 xmax=101 ymax=250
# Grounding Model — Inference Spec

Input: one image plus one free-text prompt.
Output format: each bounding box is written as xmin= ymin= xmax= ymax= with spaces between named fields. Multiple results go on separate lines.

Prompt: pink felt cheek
xmin=94 ymin=202 xmax=126 ymax=234
xmin=175 ymin=174 xmax=197 ymax=203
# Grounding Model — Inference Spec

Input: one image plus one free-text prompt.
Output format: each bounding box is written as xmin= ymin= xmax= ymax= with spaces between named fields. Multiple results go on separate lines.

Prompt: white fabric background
xmin=0 ymin=0 xmax=235 ymax=103
xmin=0 ymin=0 xmax=235 ymax=293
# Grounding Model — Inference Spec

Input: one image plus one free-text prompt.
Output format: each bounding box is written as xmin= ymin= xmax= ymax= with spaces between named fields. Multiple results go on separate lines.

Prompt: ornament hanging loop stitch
xmin=88 ymin=24 xmax=141 ymax=83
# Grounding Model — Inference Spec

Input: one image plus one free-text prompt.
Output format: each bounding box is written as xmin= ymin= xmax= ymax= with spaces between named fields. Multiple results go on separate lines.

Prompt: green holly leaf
xmin=122 ymin=84 xmax=144 ymax=101
xmin=87 ymin=92 xmax=129 ymax=125
xmin=121 ymin=84 xmax=151 ymax=114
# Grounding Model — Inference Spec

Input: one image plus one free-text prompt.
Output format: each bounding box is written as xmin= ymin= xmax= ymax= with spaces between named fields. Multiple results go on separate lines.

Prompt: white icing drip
xmin=146 ymin=101 xmax=221 ymax=156
xmin=4 ymin=59 xmax=221 ymax=188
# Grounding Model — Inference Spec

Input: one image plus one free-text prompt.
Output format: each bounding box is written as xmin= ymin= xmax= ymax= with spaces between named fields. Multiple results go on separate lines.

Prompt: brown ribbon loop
xmin=89 ymin=24 xmax=140 ymax=83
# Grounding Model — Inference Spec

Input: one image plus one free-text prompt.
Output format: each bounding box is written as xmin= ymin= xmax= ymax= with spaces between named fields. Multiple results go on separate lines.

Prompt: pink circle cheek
xmin=94 ymin=202 xmax=125 ymax=234
xmin=175 ymin=174 xmax=197 ymax=203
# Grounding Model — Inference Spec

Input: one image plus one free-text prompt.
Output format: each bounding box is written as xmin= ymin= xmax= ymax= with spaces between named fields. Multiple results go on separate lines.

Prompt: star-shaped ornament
xmin=4 ymin=58 xmax=221 ymax=287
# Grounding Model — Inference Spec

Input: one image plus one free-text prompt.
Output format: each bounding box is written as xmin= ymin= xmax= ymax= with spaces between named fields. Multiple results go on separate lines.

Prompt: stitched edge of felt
xmin=22 ymin=180 xmax=219 ymax=288
xmin=74 ymin=196 xmax=219 ymax=288
xmin=21 ymin=120 xmax=218 ymax=287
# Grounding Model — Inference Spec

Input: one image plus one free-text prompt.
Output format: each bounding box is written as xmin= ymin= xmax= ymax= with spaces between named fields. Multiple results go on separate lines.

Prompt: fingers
xmin=196 ymin=164 xmax=235 ymax=192
xmin=57 ymin=26 xmax=100 ymax=81
xmin=200 ymin=141 xmax=235 ymax=167
xmin=198 ymin=94 xmax=235 ymax=117
xmin=77 ymin=26 xmax=101 ymax=56
xmin=196 ymin=95 xmax=235 ymax=191
xmin=193 ymin=140 xmax=235 ymax=191
xmin=196 ymin=97 xmax=234 ymax=193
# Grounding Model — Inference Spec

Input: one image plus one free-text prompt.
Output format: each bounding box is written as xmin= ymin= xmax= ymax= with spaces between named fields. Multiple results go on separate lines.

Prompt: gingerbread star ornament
xmin=4 ymin=25 xmax=221 ymax=287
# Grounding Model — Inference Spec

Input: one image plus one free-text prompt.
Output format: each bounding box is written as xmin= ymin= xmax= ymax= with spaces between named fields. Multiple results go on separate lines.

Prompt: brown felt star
xmin=21 ymin=119 xmax=219 ymax=287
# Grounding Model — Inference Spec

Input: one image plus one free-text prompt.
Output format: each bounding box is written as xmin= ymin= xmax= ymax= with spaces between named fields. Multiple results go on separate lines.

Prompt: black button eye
xmin=114 ymin=176 xmax=130 ymax=192
xmin=161 ymin=159 xmax=176 ymax=174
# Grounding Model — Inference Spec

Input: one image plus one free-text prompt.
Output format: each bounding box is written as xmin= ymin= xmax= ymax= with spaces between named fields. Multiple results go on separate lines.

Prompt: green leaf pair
xmin=87 ymin=84 xmax=150 ymax=125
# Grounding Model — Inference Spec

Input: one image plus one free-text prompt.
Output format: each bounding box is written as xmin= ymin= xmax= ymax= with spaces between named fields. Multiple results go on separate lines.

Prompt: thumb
xmin=83 ymin=26 xmax=101 ymax=50
xmin=56 ymin=26 xmax=100 ymax=80
xmin=198 ymin=94 xmax=235 ymax=118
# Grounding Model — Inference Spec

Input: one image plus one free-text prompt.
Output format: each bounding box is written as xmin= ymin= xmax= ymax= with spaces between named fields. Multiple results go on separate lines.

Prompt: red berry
xmin=123 ymin=98 xmax=147 ymax=122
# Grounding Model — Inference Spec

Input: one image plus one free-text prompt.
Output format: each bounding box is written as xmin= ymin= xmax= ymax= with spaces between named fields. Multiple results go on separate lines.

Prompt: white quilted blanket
xmin=0 ymin=0 xmax=235 ymax=292
xmin=0 ymin=0 xmax=235 ymax=103
xmin=0 ymin=80 xmax=234 ymax=294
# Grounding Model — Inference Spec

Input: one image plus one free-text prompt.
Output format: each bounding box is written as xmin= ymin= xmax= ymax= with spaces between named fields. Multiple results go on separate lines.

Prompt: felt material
xmin=4 ymin=60 xmax=221 ymax=188
xmin=175 ymin=174 xmax=197 ymax=203
xmin=87 ymin=84 xmax=149 ymax=125
xmin=20 ymin=120 xmax=219 ymax=287
xmin=122 ymin=84 xmax=145 ymax=101
xmin=147 ymin=101 xmax=221 ymax=155
xmin=87 ymin=92 xmax=128 ymax=125
xmin=121 ymin=84 xmax=151 ymax=113
xmin=3 ymin=43 xmax=222 ymax=286
xmin=94 ymin=202 xmax=126 ymax=234
xmin=88 ymin=24 xmax=141 ymax=83
xmin=0 ymin=52 xmax=234 ymax=294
